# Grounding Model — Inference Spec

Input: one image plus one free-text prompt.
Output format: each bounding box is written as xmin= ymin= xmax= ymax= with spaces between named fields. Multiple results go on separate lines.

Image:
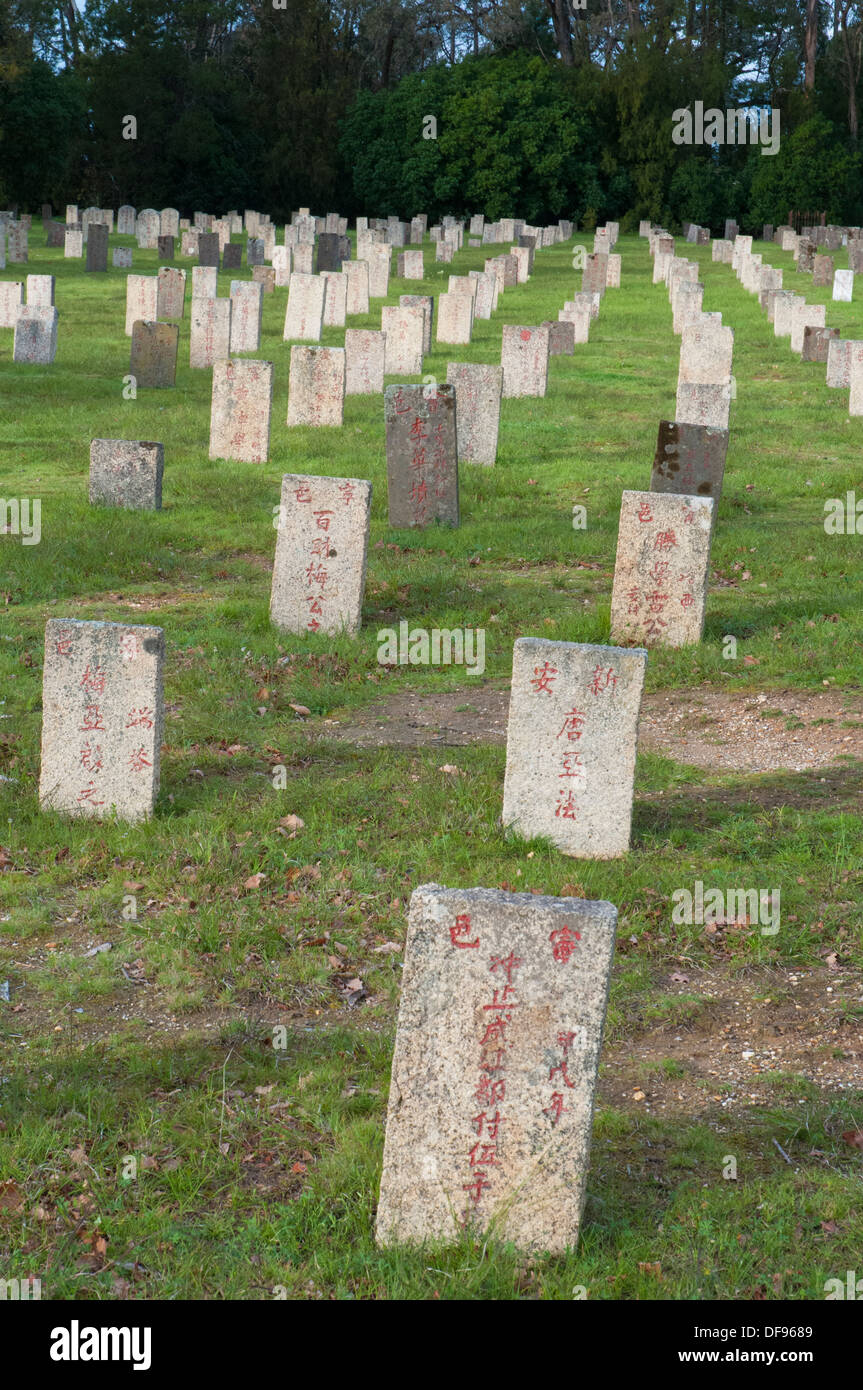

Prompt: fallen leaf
xmin=279 ymin=814 xmax=305 ymax=831
xmin=244 ymin=873 xmax=266 ymax=890
xmin=638 ymin=1261 xmax=661 ymax=1277
xmin=289 ymin=703 xmax=311 ymax=717
xmin=373 ymin=942 xmax=402 ymax=955
xmin=0 ymin=1180 xmax=23 ymax=1213
xmin=841 ymin=1130 xmax=863 ymax=1149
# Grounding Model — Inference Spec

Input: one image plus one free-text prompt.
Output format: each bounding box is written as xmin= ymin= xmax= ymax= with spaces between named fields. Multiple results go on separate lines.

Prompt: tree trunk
xmin=804 ymin=0 xmax=817 ymax=91
xmin=546 ymin=0 xmax=574 ymax=65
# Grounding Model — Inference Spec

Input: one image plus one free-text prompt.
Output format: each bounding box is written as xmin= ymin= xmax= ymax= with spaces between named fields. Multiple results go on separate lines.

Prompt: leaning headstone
xmin=270 ymin=473 xmax=371 ymax=637
xmin=651 ymin=421 xmax=728 ymax=508
xmin=284 ymin=273 xmax=325 ymax=341
xmin=39 ymin=618 xmax=164 ymax=823
xmin=445 ymin=362 xmax=502 ymax=466
xmin=322 ymin=270 xmax=348 ymax=327
xmin=13 ymin=306 xmax=58 ymax=364
xmin=381 ymin=304 xmax=425 ymax=375
xmin=208 ymin=359 xmax=274 ymax=463
xmin=287 ymin=346 xmax=346 ymax=427
xmin=376 ymin=880 xmax=618 ymax=1252
xmin=129 ymin=321 xmax=179 ymax=388
xmin=125 ymin=276 xmax=158 ymax=337
xmin=157 ymin=266 xmax=186 ymax=320
xmin=345 ymin=328 xmax=386 ymax=395
xmin=89 ymin=440 xmax=164 ymax=510
xmin=384 ymin=383 xmax=458 ymax=528
xmin=190 ymin=297 xmax=232 ymax=369
xmin=501 ymin=325 xmax=550 ymax=397
xmin=502 ymin=637 xmax=647 ymax=857
xmin=610 ymin=491 xmax=714 ymax=647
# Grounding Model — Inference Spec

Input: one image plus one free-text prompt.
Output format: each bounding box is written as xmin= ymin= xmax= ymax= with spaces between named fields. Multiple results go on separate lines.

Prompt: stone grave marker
xmin=118 ymin=206 xmax=136 ymax=236
xmin=833 ymin=269 xmax=854 ymax=302
xmin=399 ymin=294 xmax=433 ymax=354
xmin=129 ymin=321 xmax=179 ymax=388
xmin=252 ymin=266 xmax=276 ymax=295
xmin=397 ymin=250 xmax=424 ymax=279
xmin=157 ymin=235 xmax=174 ymax=261
xmin=8 ymin=224 xmax=28 ymax=262
xmin=381 ymin=305 xmax=425 ymax=375
xmin=125 ymin=275 xmax=158 ymax=336
xmin=678 ymin=321 xmax=733 ymax=386
xmin=192 ymin=266 xmax=218 ymax=299
xmin=376 ymin=880 xmax=618 ymax=1253
xmin=26 ymin=274 xmax=55 ymax=307
xmin=39 ymin=618 xmax=164 ymax=823
xmin=384 ymin=383 xmax=458 ymax=528
xmin=501 ymin=325 xmax=550 ymax=397
xmin=445 ymin=362 xmax=502 ymax=466
xmin=0 ymin=281 xmax=24 ymax=327
xmin=790 ymin=302 xmax=826 ymax=353
xmin=802 ymin=326 xmax=838 ymax=363
xmin=610 ymin=491 xmax=714 ymax=647
xmin=582 ymin=253 xmax=608 ymax=296
xmin=826 ymin=337 xmax=860 ymax=388
xmin=190 ymin=297 xmax=232 ymax=369
xmin=197 ymin=232 xmax=220 ymax=267
xmin=246 ymin=238 xmax=265 ymax=267
xmin=322 ymin=270 xmax=348 ymax=327
xmin=157 ymin=267 xmax=186 ymax=320
xmin=85 ymin=224 xmax=108 ymax=272
xmin=364 ymin=244 xmax=391 ymax=298
xmin=222 ymin=242 xmax=242 ymax=270
xmin=270 ymin=473 xmax=371 ymax=637
xmin=675 ymin=381 xmax=732 ymax=430
xmin=13 ymin=306 xmax=58 ymax=363
xmin=543 ymin=320 xmax=576 ymax=355
xmin=287 ymin=346 xmax=345 ymax=427
xmin=209 ymin=359 xmax=274 ymax=463
xmin=345 ymin=328 xmax=386 ymax=395
xmin=651 ymin=421 xmax=728 ymax=509
xmin=284 ymin=273 xmax=325 ymax=341
xmin=112 ymin=248 xmax=133 ymax=269
xmin=344 ymin=259 xmax=370 ymax=315
xmin=812 ymin=255 xmax=834 ymax=288
xmin=436 ymin=292 xmax=472 ymax=345
xmin=89 ymin=440 xmax=164 ymax=510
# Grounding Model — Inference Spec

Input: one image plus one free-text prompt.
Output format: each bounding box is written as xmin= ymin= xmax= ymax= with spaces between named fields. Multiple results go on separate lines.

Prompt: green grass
xmin=0 ymin=226 xmax=861 ymax=1299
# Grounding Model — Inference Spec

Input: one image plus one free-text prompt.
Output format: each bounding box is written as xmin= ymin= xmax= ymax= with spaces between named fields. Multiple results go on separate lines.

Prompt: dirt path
xmin=316 ymin=682 xmax=863 ymax=773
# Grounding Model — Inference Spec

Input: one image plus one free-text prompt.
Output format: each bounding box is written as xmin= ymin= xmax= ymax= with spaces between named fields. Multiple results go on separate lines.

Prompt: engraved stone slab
xmin=384 ymin=383 xmax=458 ymax=528
xmin=270 ymin=473 xmax=371 ymax=637
xmin=501 ymin=325 xmax=550 ymax=397
xmin=445 ymin=361 xmax=502 ymax=466
xmin=208 ymin=359 xmax=273 ymax=463
xmin=345 ymin=328 xmax=386 ymax=395
xmin=610 ymin=491 xmax=714 ymax=648
xmin=89 ymin=440 xmax=163 ymax=510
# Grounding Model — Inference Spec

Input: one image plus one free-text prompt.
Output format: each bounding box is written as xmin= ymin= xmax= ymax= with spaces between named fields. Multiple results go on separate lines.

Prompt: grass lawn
xmin=0 ymin=223 xmax=861 ymax=1300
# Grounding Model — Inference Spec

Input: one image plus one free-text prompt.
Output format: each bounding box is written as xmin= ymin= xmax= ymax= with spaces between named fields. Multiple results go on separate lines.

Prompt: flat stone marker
xmin=125 ymin=275 xmax=159 ymax=337
xmin=323 ymin=270 xmax=347 ymax=327
xmin=39 ymin=618 xmax=164 ymax=823
xmin=0 ymin=281 xmax=24 ymax=327
xmin=826 ymin=337 xmax=860 ymax=388
xmin=229 ymin=281 xmax=263 ymax=352
xmin=89 ymin=440 xmax=164 ymax=510
xmin=130 ymin=321 xmax=178 ymax=388
xmin=501 ymin=325 xmax=550 ymax=397
xmin=13 ymin=306 xmax=58 ymax=364
xmin=381 ymin=305 xmax=425 ymax=375
xmin=270 ymin=473 xmax=371 ymax=637
xmin=833 ymin=269 xmax=854 ymax=302
xmin=284 ymin=273 xmax=325 ymax=341
xmin=287 ymin=345 xmax=345 ymax=427
xmin=26 ymin=274 xmax=54 ymax=307
xmin=376 ymin=881 xmax=619 ymax=1252
xmin=502 ymin=637 xmax=647 ymax=858
xmin=344 ymin=259 xmax=370 ymax=315
xmin=385 ymin=383 xmax=458 ymax=528
xmin=610 ymin=490 xmax=714 ymax=648
xmin=445 ymin=361 xmax=502 ymax=466
xmin=651 ymin=421 xmax=728 ymax=507
xmin=345 ymin=328 xmax=385 ymax=395
xmin=209 ymin=359 xmax=273 ymax=463
xmin=802 ymin=325 xmax=838 ymax=363
xmin=190 ymin=297 xmax=232 ymax=369
xmin=86 ymin=224 xmax=109 ymax=272
xmin=157 ymin=266 xmax=186 ymax=320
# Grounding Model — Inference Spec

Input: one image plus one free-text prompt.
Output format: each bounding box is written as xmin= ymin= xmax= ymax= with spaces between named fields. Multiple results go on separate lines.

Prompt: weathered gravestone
xmin=157 ymin=235 xmax=175 ymax=261
xmin=287 ymin=346 xmax=345 ymax=427
xmin=801 ymin=326 xmax=838 ymax=363
xmin=39 ymin=618 xmax=164 ymax=823
xmin=222 ymin=242 xmax=242 ymax=270
xmin=812 ymin=255 xmax=834 ymax=288
xmin=322 ymin=271 xmax=347 ymax=327
xmin=192 ymin=266 xmax=218 ymax=299
xmin=501 ymin=325 xmax=550 ymax=397
xmin=190 ymin=298 xmax=232 ymax=369
xmin=112 ymin=248 xmax=133 ymax=269
xmin=582 ymin=253 xmax=608 ymax=296
xmin=399 ymin=294 xmax=433 ymax=354
xmin=246 ymin=238 xmax=265 ymax=267
xmin=651 ymin=421 xmax=728 ymax=510
xmin=13 ymin=306 xmax=58 ymax=363
xmin=229 ymin=281 xmax=264 ymax=352
xmin=26 ymin=274 xmax=55 ymax=307
xmin=790 ymin=302 xmax=826 ymax=353
xmin=364 ymin=244 xmax=391 ymax=298
xmin=436 ymin=292 xmax=472 ymax=346
xmin=502 ymin=638 xmax=648 ymax=858
xmin=848 ymin=345 xmax=863 ymax=414
xmin=197 ymin=232 xmax=220 ymax=267
xmin=675 ymin=381 xmax=732 ymax=430
xmin=381 ymin=305 xmax=425 ymax=375
xmin=7 ymin=224 xmax=28 ymax=262
xmin=542 ymin=320 xmax=576 ymax=355
xmin=118 ymin=206 xmax=136 ymax=236
xmin=209 ymin=359 xmax=274 ymax=463
xmin=0 ymin=281 xmax=24 ymax=327
xmin=397 ymin=250 xmax=424 ymax=280
xmin=284 ymin=273 xmax=325 ymax=341
xmin=270 ymin=473 xmax=372 ymax=637
xmin=343 ymin=260 xmax=370 ymax=315
xmin=45 ymin=221 xmax=66 ymax=249
xmin=125 ymin=276 xmax=158 ymax=337
xmin=344 ymin=328 xmax=386 ymax=394
xmin=826 ymin=338 xmax=860 ymax=388
xmin=376 ymin=881 xmax=618 ymax=1253
xmin=678 ymin=321 xmax=733 ymax=386
xmin=833 ymin=269 xmax=854 ymax=302
xmin=85 ymin=224 xmax=109 ymax=272
xmin=435 ymin=240 xmax=454 ymax=264
xmin=610 ymin=491 xmax=714 ymax=647
xmin=129 ymin=321 xmax=179 ymax=388
xmin=384 ymin=383 xmax=458 ymax=528
xmin=445 ymin=362 xmax=502 ymax=466
xmin=157 ymin=267 xmax=186 ymax=320
xmin=89 ymin=440 xmax=164 ymax=510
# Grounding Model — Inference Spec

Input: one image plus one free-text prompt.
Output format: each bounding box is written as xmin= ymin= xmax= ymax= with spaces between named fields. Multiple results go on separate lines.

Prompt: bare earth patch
xmin=317 ymin=682 xmax=863 ymax=772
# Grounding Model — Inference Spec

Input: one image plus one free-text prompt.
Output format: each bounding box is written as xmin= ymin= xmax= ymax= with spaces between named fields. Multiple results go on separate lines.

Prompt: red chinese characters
xmin=463 ymin=950 xmax=523 ymax=1222
xmin=542 ymin=1030 xmax=583 ymax=1125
